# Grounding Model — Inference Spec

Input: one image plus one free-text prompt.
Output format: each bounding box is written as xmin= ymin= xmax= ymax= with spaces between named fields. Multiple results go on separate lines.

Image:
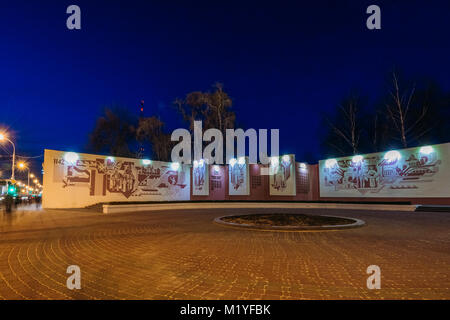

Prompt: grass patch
xmin=221 ymin=213 xmax=354 ymax=227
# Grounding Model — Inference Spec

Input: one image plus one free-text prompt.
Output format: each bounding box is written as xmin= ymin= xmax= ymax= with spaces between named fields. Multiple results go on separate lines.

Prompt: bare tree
xmin=174 ymin=83 xmax=235 ymax=134
xmin=204 ymin=83 xmax=234 ymax=133
xmin=325 ymin=96 xmax=361 ymax=155
xmin=385 ymin=72 xmax=428 ymax=148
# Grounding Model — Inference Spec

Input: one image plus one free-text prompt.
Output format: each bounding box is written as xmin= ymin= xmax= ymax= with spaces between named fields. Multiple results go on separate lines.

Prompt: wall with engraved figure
xmin=319 ymin=143 xmax=450 ymax=198
xmin=43 ymin=149 xmax=190 ymax=208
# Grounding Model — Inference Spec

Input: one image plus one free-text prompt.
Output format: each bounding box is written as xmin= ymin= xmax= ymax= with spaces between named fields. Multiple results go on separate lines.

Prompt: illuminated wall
xmin=228 ymin=157 xmax=250 ymax=196
xmin=319 ymin=143 xmax=450 ymax=198
xmin=269 ymin=154 xmax=296 ymax=196
xmin=42 ymin=149 xmax=190 ymax=208
xmin=192 ymin=159 xmax=209 ymax=196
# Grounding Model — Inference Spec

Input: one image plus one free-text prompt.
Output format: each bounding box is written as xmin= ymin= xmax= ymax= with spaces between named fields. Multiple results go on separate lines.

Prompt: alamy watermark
xmin=171 ymin=120 xmax=280 ymax=166
xmin=366 ymin=265 xmax=381 ymax=289
xmin=66 ymin=265 xmax=81 ymax=290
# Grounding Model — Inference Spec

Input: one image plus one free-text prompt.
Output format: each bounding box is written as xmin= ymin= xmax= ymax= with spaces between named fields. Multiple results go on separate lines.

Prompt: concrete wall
xmin=318 ymin=142 xmax=450 ymax=204
xmin=43 ymin=149 xmax=190 ymax=208
xmin=43 ymin=142 xmax=450 ymax=208
xmin=191 ymin=162 xmax=318 ymax=202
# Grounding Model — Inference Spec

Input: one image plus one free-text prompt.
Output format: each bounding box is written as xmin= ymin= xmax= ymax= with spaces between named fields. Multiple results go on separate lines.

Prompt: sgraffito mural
xmin=43 ymin=150 xmax=190 ymax=208
xmin=228 ymin=157 xmax=250 ymax=195
xmin=192 ymin=160 xmax=209 ymax=196
xmin=319 ymin=143 xmax=450 ymax=198
xmin=269 ymin=154 xmax=296 ymax=196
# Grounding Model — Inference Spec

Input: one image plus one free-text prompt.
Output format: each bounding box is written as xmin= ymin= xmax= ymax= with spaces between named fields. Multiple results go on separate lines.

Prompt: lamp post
xmin=0 ymin=133 xmax=16 ymax=180
xmin=18 ymin=162 xmax=32 ymax=195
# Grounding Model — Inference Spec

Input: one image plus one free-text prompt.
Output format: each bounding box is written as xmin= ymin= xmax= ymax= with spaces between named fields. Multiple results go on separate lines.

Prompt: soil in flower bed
xmin=221 ymin=213 xmax=355 ymax=227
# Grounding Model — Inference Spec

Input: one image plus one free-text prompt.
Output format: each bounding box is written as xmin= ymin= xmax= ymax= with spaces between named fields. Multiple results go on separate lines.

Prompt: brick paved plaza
xmin=0 ymin=205 xmax=449 ymax=299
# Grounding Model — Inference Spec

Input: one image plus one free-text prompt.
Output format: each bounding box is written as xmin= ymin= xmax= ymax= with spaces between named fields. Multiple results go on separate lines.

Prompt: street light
xmin=18 ymin=162 xmax=31 ymax=194
xmin=0 ymin=133 xmax=16 ymax=180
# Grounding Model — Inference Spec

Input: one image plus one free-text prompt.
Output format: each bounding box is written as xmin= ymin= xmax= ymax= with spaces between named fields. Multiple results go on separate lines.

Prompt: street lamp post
xmin=18 ymin=162 xmax=32 ymax=195
xmin=0 ymin=133 xmax=16 ymax=180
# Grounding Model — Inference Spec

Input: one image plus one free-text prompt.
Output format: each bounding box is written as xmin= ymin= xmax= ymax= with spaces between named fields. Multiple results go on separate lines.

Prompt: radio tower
xmin=137 ymin=100 xmax=145 ymax=159
xmin=139 ymin=99 xmax=145 ymax=118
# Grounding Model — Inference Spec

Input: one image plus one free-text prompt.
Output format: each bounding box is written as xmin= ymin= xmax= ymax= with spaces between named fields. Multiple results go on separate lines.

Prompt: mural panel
xmin=43 ymin=150 xmax=190 ymax=208
xmin=228 ymin=157 xmax=250 ymax=196
xmin=192 ymin=160 xmax=209 ymax=196
xmin=319 ymin=143 xmax=450 ymax=198
xmin=269 ymin=154 xmax=296 ymax=196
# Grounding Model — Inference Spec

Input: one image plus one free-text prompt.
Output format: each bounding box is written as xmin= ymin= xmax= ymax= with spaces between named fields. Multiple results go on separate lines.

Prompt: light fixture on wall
xmin=142 ymin=159 xmax=151 ymax=165
xmin=171 ymin=162 xmax=180 ymax=170
xmin=64 ymin=152 xmax=79 ymax=164
xmin=299 ymin=163 xmax=307 ymax=169
xmin=106 ymin=156 xmax=115 ymax=162
xmin=282 ymin=155 xmax=290 ymax=162
xmin=325 ymin=158 xmax=337 ymax=168
xmin=229 ymin=158 xmax=237 ymax=166
xmin=384 ymin=150 xmax=401 ymax=163
xmin=270 ymin=156 xmax=279 ymax=166
xmin=238 ymin=157 xmax=246 ymax=165
xmin=352 ymin=155 xmax=363 ymax=164
xmin=419 ymin=146 xmax=434 ymax=155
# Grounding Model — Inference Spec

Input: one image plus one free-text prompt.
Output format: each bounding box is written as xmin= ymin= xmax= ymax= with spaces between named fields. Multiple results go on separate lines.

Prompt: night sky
xmin=1 ymin=0 xmax=450 ymax=179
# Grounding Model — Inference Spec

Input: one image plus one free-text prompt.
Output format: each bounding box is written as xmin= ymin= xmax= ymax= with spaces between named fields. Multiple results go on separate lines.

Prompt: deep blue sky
xmin=1 ymin=0 xmax=450 ymax=178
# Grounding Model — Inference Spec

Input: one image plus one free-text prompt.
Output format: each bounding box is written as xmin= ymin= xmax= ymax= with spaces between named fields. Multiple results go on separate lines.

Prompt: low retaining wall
xmin=102 ymin=202 xmax=417 ymax=214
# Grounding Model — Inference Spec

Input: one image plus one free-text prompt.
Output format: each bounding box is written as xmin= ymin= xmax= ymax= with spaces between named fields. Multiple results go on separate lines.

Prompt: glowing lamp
xmin=325 ymin=158 xmax=337 ymax=168
xmin=64 ymin=152 xmax=79 ymax=164
xmin=419 ymin=146 xmax=434 ymax=155
xmin=142 ymin=159 xmax=151 ymax=165
xmin=106 ymin=156 xmax=115 ymax=162
xmin=171 ymin=162 xmax=180 ymax=171
xmin=282 ymin=155 xmax=290 ymax=162
xmin=238 ymin=157 xmax=246 ymax=165
xmin=193 ymin=160 xmax=198 ymax=168
xmin=299 ymin=163 xmax=307 ymax=169
xmin=270 ymin=157 xmax=279 ymax=166
xmin=384 ymin=150 xmax=401 ymax=162
xmin=352 ymin=155 xmax=363 ymax=164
